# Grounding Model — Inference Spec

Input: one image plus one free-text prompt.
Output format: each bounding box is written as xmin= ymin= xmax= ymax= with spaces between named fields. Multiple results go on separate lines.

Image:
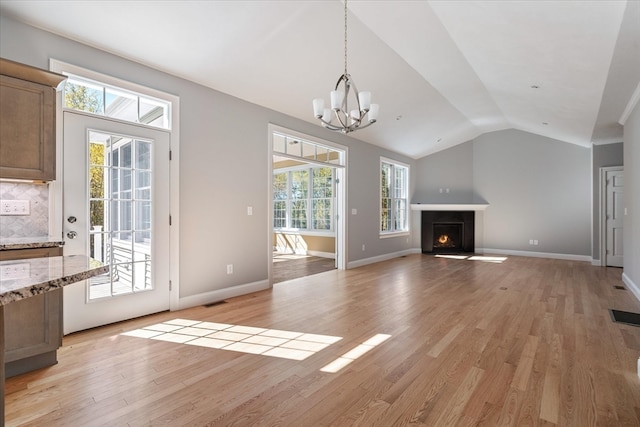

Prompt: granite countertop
xmin=0 ymin=255 xmax=108 ymax=305
xmin=0 ymin=238 xmax=65 ymax=251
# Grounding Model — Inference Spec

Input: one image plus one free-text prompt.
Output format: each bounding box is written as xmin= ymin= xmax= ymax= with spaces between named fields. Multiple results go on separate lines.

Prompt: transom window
xmin=380 ymin=158 xmax=409 ymax=235
xmin=63 ymin=74 xmax=171 ymax=129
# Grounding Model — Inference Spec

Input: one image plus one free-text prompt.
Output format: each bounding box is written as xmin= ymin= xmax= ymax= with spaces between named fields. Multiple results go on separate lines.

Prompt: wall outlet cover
xmin=0 ymin=199 xmax=30 ymax=216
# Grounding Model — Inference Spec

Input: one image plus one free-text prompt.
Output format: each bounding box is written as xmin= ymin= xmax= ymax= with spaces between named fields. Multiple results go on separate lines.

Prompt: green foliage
xmin=89 ymin=143 xmax=105 ymax=229
xmin=65 ymin=83 xmax=102 ymax=113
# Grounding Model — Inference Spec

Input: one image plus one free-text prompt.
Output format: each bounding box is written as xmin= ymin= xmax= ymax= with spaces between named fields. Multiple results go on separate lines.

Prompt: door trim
xmin=267 ymin=124 xmax=348 ymax=285
xmin=599 ymin=166 xmax=623 ymax=266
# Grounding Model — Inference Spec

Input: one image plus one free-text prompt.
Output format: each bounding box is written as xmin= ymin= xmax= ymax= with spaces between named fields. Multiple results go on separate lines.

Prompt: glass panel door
xmin=63 ymin=112 xmax=170 ymax=334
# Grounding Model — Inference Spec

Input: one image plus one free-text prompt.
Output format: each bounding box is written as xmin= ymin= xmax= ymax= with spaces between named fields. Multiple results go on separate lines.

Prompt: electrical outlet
xmin=362 ymin=244 xmax=366 ymax=251
xmin=0 ymin=199 xmax=30 ymax=216
xmin=0 ymin=263 xmax=30 ymax=280
xmin=227 ymin=264 xmax=233 ymax=274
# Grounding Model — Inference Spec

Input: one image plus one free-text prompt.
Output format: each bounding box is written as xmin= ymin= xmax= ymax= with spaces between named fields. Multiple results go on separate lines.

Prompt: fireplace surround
xmin=421 ymin=211 xmax=474 ymax=253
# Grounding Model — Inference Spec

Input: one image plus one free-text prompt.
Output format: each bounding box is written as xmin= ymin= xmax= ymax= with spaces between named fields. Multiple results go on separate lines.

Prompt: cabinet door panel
xmin=0 ymin=75 xmax=56 ymax=180
xmin=2 ymin=247 xmax=63 ymax=374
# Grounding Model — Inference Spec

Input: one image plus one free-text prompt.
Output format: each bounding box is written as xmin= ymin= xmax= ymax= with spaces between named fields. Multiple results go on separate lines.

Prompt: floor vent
xmin=204 ymin=300 xmax=227 ymax=308
xmin=614 ymin=285 xmax=626 ymax=290
xmin=609 ymin=309 xmax=640 ymax=327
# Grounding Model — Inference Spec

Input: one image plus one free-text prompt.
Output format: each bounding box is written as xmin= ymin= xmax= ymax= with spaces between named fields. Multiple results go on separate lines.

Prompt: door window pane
xmin=88 ymin=131 xmax=154 ymax=300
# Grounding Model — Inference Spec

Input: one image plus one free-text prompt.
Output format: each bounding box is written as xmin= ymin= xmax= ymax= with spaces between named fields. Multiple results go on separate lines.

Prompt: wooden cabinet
xmin=0 ymin=58 xmax=66 ymax=181
xmin=2 ymin=246 xmax=63 ymax=377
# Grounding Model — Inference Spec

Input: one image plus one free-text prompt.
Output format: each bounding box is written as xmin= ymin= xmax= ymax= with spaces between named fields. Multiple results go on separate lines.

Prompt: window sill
xmin=274 ymin=229 xmax=335 ymax=238
xmin=379 ymin=231 xmax=410 ymax=239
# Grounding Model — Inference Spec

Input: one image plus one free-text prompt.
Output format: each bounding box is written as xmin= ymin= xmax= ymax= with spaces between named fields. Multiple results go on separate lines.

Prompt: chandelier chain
xmin=344 ymin=0 xmax=348 ymax=76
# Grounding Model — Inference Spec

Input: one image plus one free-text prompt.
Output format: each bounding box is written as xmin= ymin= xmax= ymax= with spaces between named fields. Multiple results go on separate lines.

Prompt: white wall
xmin=474 ymin=130 xmax=591 ymax=257
xmin=0 ymin=15 xmax=415 ymax=307
xmin=623 ymin=99 xmax=640 ymax=298
xmin=412 ymin=141 xmax=476 ymax=204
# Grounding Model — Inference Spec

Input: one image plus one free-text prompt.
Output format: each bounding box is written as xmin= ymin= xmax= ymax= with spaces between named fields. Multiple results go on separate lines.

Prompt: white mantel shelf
xmin=410 ymin=203 xmax=489 ymax=211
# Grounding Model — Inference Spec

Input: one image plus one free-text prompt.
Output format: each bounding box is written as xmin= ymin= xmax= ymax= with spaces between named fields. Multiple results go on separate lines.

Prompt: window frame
xmin=380 ymin=157 xmax=410 ymax=238
xmin=273 ymin=165 xmax=335 ymax=236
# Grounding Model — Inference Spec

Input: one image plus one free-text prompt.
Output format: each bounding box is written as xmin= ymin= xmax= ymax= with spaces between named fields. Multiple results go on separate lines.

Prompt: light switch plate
xmin=0 ymin=199 xmax=30 ymax=215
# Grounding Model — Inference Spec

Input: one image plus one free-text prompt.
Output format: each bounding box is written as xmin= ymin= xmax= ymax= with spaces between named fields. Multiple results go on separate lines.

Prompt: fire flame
xmin=438 ymin=235 xmax=450 ymax=244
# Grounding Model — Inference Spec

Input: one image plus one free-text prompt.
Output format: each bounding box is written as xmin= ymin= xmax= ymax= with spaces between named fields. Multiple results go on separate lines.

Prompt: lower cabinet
xmin=2 ymin=247 xmax=63 ymax=377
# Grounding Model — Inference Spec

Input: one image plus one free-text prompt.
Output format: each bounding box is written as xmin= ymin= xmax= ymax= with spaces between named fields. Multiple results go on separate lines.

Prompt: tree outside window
xmin=381 ymin=159 xmax=409 ymax=234
xmin=273 ymin=167 xmax=334 ymax=232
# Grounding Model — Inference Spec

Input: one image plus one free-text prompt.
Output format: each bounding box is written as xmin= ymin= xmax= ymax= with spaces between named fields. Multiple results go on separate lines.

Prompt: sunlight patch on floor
xmin=468 ymin=255 xmax=508 ymax=263
xmin=435 ymin=254 xmax=469 ymax=260
xmin=435 ymin=254 xmax=507 ymax=263
xmin=121 ymin=319 xmax=342 ymax=361
xmin=273 ymin=253 xmax=312 ymax=262
xmin=321 ymin=334 xmax=392 ymax=373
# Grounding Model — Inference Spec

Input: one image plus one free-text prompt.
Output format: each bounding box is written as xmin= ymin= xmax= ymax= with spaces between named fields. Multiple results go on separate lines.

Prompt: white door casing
xmin=63 ymin=111 xmax=171 ymax=334
xmin=605 ymin=169 xmax=624 ymax=267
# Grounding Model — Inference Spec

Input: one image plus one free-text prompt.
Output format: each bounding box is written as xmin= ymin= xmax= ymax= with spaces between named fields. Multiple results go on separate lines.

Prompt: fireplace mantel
xmin=410 ymin=203 xmax=489 ymax=211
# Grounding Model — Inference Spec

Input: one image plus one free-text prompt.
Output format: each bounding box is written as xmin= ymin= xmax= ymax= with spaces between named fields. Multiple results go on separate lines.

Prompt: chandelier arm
xmin=354 ymin=119 xmax=376 ymax=130
xmin=333 ymin=109 xmax=350 ymax=130
xmin=347 ymin=74 xmax=363 ymax=113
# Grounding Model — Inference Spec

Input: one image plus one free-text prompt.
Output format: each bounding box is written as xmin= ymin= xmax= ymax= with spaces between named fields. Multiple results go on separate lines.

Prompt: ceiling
xmin=1 ymin=0 xmax=638 ymax=159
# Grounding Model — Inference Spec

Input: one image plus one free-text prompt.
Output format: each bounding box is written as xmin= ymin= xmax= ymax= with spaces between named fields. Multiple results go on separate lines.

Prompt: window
xmin=380 ymin=158 xmax=409 ymax=235
xmin=63 ymin=75 xmax=171 ymax=129
xmin=273 ymin=167 xmax=334 ymax=232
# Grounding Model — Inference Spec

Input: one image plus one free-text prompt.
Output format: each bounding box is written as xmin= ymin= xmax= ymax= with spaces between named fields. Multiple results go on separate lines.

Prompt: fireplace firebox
xmin=422 ymin=211 xmax=474 ymax=253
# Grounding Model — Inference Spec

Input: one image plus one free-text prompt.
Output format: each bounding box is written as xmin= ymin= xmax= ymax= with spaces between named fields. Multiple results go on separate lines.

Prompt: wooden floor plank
xmin=4 ymin=254 xmax=640 ymax=426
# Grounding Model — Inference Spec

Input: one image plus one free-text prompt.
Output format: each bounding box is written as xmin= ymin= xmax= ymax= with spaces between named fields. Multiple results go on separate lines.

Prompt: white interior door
xmin=63 ymin=111 xmax=171 ymax=334
xmin=606 ymin=169 xmax=624 ymax=267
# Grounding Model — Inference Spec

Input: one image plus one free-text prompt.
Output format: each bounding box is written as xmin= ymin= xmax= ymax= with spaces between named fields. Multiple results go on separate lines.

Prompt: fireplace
xmin=422 ymin=211 xmax=474 ymax=253
xmin=433 ymin=223 xmax=463 ymax=250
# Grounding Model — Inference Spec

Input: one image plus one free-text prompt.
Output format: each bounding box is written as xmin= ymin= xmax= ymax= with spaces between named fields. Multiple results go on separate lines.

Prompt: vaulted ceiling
xmin=1 ymin=0 xmax=639 ymax=159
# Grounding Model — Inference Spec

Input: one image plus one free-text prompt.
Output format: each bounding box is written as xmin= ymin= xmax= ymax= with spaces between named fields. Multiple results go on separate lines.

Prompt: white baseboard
xmin=592 ymin=258 xmax=603 ymax=266
xmin=273 ymin=247 xmax=335 ymax=259
xmin=176 ymin=279 xmax=270 ymax=310
xmin=477 ymin=248 xmax=592 ymax=262
xmin=307 ymin=250 xmax=335 ymax=259
xmin=274 ymin=246 xmax=306 ymax=255
xmin=347 ymin=248 xmax=421 ymax=269
xmin=622 ymin=272 xmax=640 ymax=303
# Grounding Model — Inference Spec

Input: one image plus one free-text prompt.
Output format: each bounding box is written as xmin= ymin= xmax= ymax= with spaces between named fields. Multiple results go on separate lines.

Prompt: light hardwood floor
xmin=5 ymin=254 xmax=640 ymax=426
xmin=272 ymin=253 xmax=336 ymax=284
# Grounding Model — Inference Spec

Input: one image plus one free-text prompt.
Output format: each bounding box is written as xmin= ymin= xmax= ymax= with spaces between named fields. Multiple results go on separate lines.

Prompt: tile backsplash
xmin=0 ymin=182 xmax=49 ymax=239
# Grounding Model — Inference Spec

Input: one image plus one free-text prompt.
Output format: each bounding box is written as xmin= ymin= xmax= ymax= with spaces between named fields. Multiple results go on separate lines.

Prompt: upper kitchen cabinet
xmin=0 ymin=58 xmax=66 ymax=181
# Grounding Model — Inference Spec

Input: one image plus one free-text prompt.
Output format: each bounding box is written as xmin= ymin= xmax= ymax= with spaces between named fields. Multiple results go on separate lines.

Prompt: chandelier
xmin=313 ymin=0 xmax=379 ymax=133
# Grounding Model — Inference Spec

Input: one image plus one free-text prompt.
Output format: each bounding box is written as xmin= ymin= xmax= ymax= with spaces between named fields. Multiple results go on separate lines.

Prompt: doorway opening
xmin=268 ymin=125 xmax=347 ymax=284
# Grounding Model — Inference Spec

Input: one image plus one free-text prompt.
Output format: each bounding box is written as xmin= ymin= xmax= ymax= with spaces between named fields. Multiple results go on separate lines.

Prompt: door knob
xmin=67 ymin=216 xmax=77 ymax=223
xmin=67 ymin=231 xmax=78 ymax=239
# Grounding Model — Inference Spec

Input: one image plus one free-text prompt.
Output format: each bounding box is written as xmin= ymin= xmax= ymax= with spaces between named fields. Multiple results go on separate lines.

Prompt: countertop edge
xmin=0 ymin=241 xmax=65 ymax=251
xmin=0 ymin=256 xmax=108 ymax=305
